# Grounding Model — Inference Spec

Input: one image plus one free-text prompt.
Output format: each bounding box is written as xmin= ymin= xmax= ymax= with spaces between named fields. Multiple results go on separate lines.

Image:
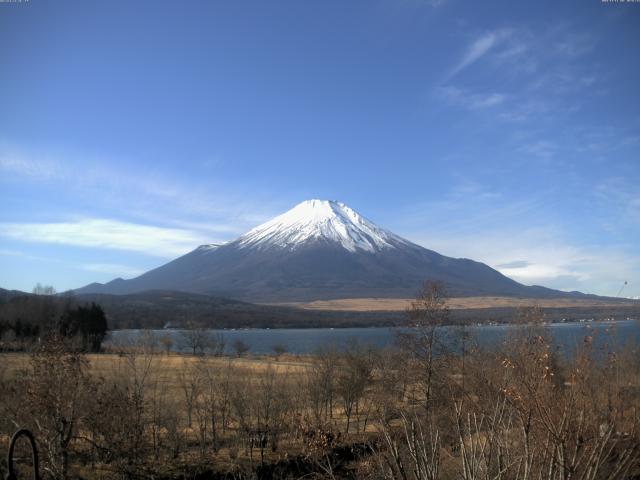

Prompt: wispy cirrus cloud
xmin=406 ymin=225 xmax=637 ymax=296
xmin=391 ymin=179 xmax=640 ymax=297
xmin=432 ymin=23 xmax=611 ymax=176
xmin=555 ymin=31 xmax=595 ymax=58
xmin=438 ymin=23 xmax=601 ymax=123
xmin=448 ymin=28 xmax=512 ymax=78
xmin=595 ymin=177 xmax=640 ymax=226
xmin=517 ymin=140 xmax=557 ymax=160
xmin=0 ymin=219 xmax=213 ymax=257
xmin=396 ymin=0 xmax=449 ymax=8
xmin=0 ymin=142 xmax=276 ymax=235
xmin=0 ymin=146 xmax=67 ymax=180
xmin=0 ymin=248 xmax=61 ymax=263
xmin=435 ymin=85 xmax=507 ymax=110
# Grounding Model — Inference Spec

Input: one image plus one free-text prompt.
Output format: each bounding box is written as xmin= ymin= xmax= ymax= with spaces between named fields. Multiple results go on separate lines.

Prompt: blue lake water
xmin=106 ymin=319 xmax=640 ymax=356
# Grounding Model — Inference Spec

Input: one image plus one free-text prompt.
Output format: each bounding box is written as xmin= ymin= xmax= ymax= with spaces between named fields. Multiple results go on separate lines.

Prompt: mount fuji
xmin=75 ymin=200 xmax=583 ymax=302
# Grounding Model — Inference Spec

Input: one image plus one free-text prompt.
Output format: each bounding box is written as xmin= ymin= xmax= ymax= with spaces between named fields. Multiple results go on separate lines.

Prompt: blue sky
xmin=1 ymin=0 xmax=639 ymax=297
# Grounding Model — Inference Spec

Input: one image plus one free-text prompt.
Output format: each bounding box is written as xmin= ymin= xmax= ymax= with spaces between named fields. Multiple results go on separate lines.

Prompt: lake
xmin=106 ymin=319 xmax=640 ymax=356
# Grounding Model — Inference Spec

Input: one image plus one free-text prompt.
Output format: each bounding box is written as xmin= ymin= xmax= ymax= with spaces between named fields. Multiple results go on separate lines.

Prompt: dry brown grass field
xmin=1 ymin=305 xmax=639 ymax=480
xmin=270 ymin=295 xmax=638 ymax=311
xmin=0 ymin=349 xmax=389 ymax=478
xmin=1 ymin=352 xmax=314 ymax=404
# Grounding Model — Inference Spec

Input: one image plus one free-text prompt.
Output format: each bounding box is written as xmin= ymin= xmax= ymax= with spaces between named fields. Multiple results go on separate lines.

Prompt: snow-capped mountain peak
xmin=75 ymin=199 xmax=578 ymax=302
xmin=237 ymin=199 xmax=408 ymax=252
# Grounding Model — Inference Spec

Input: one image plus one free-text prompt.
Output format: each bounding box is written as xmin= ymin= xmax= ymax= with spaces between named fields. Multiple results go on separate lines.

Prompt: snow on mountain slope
xmin=195 ymin=243 xmax=223 ymax=252
xmin=237 ymin=199 xmax=411 ymax=252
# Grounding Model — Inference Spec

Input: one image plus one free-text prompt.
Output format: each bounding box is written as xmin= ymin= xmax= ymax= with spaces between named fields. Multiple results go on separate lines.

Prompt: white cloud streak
xmin=406 ymin=227 xmax=637 ymax=296
xmin=436 ymin=86 xmax=507 ymax=110
xmin=449 ymin=29 xmax=511 ymax=78
xmin=517 ymin=140 xmax=557 ymax=160
xmin=0 ymin=219 xmax=213 ymax=258
xmin=0 ymin=148 xmax=64 ymax=180
xmin=81 ymin=263 xmax=145 ymax=278
xmin=0 ymin=249 xmax=61 ymax=263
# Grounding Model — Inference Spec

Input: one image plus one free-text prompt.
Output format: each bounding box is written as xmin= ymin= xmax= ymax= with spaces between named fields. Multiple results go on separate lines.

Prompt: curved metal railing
xmin=5 ymin=429 xmax=39 ymax=480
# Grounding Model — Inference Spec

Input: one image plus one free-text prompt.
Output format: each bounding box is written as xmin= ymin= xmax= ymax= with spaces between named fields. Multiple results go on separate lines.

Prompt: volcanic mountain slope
xmin=76 ymin=199 xmax=589 ymax=302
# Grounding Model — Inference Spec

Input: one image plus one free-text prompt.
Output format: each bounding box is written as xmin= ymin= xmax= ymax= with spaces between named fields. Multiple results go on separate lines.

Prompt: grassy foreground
xmin=1 ymin=317 xmax=639 ymax=479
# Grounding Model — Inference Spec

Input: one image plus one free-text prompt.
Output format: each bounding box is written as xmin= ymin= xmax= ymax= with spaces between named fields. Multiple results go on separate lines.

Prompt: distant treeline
xmin=0 ymin=293 xmax=108 ymax=351
xmin=73 ymin=290 xmax=403 ymax=329
xmin=73 ymin=291 xmax=640 ymax=330
xmin=2 ymin=288 xmax=639 ymax=333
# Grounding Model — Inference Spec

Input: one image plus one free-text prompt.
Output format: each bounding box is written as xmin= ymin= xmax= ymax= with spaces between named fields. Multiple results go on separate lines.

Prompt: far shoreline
xmin=110 ymin=316 xmax=639 ymax=332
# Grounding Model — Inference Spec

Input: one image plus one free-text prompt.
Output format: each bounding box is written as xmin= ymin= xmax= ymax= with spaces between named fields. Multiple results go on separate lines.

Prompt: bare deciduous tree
xmin=336 ymin=341 xmax=374 ymax=433
xmin=271 ymin=343 xmax=288 ymax=360
xmin=32 ymin=283 xmax=57 ymax=295
xmin=23 ymin=335 xmax=95 ymax=480
xmin=397 ymin=280 xmax=449 ymax=412
xmin=232 ymin=339 xmax=250 ymax=357
xmin=180 ymin=323 xmax=209 ymax=355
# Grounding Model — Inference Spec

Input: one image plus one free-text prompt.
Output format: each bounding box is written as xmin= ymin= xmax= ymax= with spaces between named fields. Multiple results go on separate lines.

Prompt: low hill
xmin=0 ymin=287 xmax=31 ymax=302
xmin=74 ymin=290 xmax=640 ymax=330
xmin=73 ymin=290 xmax=399 ymax=329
